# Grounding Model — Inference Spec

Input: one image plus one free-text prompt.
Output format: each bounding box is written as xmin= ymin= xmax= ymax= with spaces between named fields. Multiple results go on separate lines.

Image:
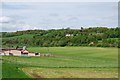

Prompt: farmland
xmin=1 ymin=2 xmax=119 ymax=79
xmin=1 ymin=47 xmax=118 ymax=78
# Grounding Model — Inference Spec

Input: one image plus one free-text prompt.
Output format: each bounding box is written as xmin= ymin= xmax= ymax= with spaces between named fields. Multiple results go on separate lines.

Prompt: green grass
xmin=2 ymin=61 xmax=29 ymax=78
xmin=98 ymin=38 xmax=119 ymax=43
xmin=22 ymin=67 xmax=118 ymax=78
xmin=2 ymin=47 xmax=118 ymax=78
xmin=3 ymin=34 xmax=34 ymax=39
xmin=28 ymin=47 xmax=118 ymax=67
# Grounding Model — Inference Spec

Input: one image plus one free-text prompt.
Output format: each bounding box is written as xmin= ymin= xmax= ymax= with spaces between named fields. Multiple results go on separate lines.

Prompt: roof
xmin=21 ymin=50 xmax=29 ymax=53
xmin=0 ymin=48 xmax=23 ymax=50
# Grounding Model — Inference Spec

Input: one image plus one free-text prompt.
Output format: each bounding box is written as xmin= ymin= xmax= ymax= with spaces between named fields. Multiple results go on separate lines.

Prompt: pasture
xmin=2 ymin=47 xmax=118 ymax=78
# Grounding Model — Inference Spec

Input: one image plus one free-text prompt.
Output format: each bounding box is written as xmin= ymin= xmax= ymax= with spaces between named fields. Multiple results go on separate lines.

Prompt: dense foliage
xmin=1 ymin=27 xmax=120 ymax=48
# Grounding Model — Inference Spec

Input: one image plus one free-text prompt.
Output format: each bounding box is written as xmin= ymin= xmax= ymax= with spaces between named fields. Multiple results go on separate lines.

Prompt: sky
xmin=0 ymin=2 xmax=118 ymax=32
xmin=1 ymin=0 xmax=119 ymax=2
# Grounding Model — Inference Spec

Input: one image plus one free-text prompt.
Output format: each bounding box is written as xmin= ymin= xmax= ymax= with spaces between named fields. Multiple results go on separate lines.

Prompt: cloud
xmin=1 ymin=24 xmax=21 ymax=32
xmin=65 ymin=16 xmax=79 ymax=21
xmin=49 ymin=13 xmax=59 ymax=17
xmin=0 ymin=16 xmax=13 ymax=23
xmin=2 ymin=3 xmax=30 ymax=10
xmin=0 ymin=16 xmax=37 ymax=32
xmin=1 ymin=23 xmax=38 ymax=32
xmin=0 ymin=2 xmax=118 ymax=32
xmin=22 ymin=24 xmax=37 ymax=30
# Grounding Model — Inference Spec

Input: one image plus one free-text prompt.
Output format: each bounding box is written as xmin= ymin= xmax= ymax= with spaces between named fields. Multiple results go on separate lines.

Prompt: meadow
xmin=2 ymin=47 xmax=118 ymax=78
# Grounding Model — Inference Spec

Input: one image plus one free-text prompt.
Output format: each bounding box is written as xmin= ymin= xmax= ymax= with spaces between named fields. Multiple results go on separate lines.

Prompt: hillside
xmin=1 ymin=27 xmax=119 ymax=48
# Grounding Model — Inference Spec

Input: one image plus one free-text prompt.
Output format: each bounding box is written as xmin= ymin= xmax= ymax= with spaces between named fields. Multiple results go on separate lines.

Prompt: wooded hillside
xmin=1 ymin=27 xmax=120 ymax=48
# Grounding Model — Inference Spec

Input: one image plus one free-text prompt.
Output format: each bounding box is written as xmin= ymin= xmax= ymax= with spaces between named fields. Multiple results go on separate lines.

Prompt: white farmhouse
xmin=65 ymin=34 xmax=73 ymax=37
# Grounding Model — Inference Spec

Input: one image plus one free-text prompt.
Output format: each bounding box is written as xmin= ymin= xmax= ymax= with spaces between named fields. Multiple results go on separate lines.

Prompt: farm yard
xmin=1 ymin=47 xmax=118 ymax=78
xmin=1 ymin=1 xmax=119 ymax=79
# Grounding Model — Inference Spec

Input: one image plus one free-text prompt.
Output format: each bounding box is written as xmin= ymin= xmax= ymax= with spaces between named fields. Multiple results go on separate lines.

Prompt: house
xmin=0 ymin=48 xmax=31 ymax=56
xmin=0 ymin=48 xmax=22 ymax=56
xmin=0 ymin=47 xmax=43 ymax=57
xmin=4 ymin=50 xmax=21 ymax=56
xmin=0 ymin=48 xmax=41 ymax=57
xmin=65 ymin=34 xmax=73 ymax=37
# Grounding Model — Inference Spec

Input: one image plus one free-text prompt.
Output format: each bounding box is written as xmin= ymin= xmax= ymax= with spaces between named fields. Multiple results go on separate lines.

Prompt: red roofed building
xmin=21 ymin=50 xmax=29 ymax=56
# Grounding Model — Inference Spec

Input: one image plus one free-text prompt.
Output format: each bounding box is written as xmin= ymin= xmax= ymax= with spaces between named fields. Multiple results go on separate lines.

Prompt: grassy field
xmin=2 ymin=34 xmax=34 ymax=39
xmin=2 ymin=61 xmax=29 ymax=78
xmin=22 ymin=68 xmax=118 ymax=78
xmin=2 ymin=47 xmax=118 ymax=78
xmin=28 ymin=47 xmax=118 ymax=68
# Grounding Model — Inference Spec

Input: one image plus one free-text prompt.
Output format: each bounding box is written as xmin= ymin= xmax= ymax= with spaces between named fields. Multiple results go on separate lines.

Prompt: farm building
xmin=0 ymin=47 xmax=52 ymax=57
xmin=0 ymin=48 xmax=22 ymax=56
xmin=0 ymin=48 xmax=40 ymax=56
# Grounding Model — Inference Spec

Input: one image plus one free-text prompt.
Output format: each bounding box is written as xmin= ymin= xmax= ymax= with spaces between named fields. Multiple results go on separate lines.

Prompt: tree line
xmin=1 ymin=27 xmax=120 ymax=48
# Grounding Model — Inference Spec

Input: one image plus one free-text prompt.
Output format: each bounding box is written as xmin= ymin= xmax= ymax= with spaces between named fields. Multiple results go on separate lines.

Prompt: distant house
xmin=65 ymin=34 xmax=73 ymax=37
xmin=0 ymin=48 xmax=30 ymax=56
xmin=0 ymin=48 xmax=41 ymax=57
xmin=0 ymin=48 xmax=22 ymax=56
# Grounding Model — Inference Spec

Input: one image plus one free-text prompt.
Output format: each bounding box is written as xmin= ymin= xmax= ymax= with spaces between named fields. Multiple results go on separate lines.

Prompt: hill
xmin=1 ymin=27 xmax=119 ymax=48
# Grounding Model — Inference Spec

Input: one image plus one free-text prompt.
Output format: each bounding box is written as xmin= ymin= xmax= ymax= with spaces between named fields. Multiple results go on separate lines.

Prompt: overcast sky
xmin=0 ymin=2 xmax=118 ymax=32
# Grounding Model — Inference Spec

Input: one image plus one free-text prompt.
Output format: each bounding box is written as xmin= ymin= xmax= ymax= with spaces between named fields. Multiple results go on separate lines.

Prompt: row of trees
xmin=2 ymin=27 xmax=120 ymax=48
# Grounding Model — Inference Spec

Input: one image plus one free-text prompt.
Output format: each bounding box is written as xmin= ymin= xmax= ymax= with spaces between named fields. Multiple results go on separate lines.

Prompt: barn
xmin=0 ymin=48 xmax=23 ymax=56
xmin=0 ymin=47 xmax=41 ymax=57
xmin=0 ymin=48 xmax=28 ymax=56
